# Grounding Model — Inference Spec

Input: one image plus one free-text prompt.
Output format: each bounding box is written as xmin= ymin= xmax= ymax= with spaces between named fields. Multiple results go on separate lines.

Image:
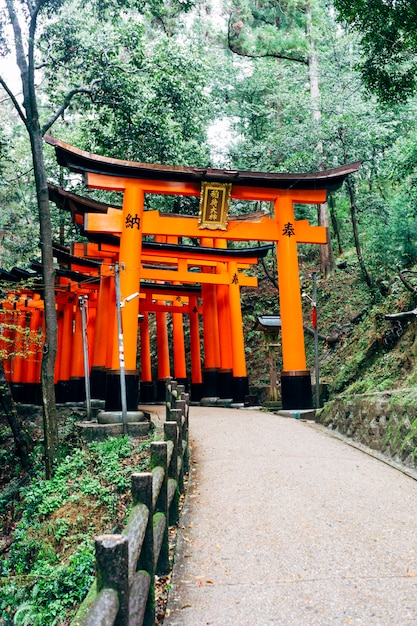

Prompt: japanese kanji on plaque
xmin=198 ymin=182 xmax=232 ymax=230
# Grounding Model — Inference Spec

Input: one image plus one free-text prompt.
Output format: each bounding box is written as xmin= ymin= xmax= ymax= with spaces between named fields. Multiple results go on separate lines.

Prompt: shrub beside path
xmin=164 ymin=406 xmax=417 ymax=625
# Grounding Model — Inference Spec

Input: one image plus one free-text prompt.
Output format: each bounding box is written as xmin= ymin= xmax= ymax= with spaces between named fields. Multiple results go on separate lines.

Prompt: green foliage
xmin=361 ymin=190 xmax=417 ymax=271
xmin=30 ymin=0 xmax=213 ymax=170
xmin=311 ymin=256 xmax=417 ymax=399
xmin=227 ymin=57 xmax=317 ymax=172
xmin=89 ymin=435 xmax=150 ymax=491
xmin=228 ymin=0 xmax=309 ymax=61
xmin=0 ymin=116 xmax=41 ymax=269
xmin=1 ymin=541 xmax=95 ymax=626
xmin=134 ymin=0 xmax=197 ymax=35
xmin=1 ymin=435 xmax=150 ymax=625
xmin=72 ymin=33 xmax=213 ymax=166
xmin=333 ymin=0 xmax=417 ymax=103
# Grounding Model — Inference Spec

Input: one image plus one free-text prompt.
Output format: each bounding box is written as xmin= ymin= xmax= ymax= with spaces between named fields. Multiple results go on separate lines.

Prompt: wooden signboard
xmin=198 ymin=182 xmax=232 ymax=230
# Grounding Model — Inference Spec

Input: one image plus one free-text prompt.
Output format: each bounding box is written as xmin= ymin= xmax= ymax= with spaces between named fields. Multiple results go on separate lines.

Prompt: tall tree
xmin=222 ymin=1 xmax=417 ymax=291
xmin=226 ymin=0 xmax=336 ymax=275
xmin=305 ymin=2 xmax=334 ymax=276
xmin=333 ymin=0 xmax=417 ymax=103
xmin=1 ymin=0 xmax=62 ymax=477
xmin=316 ymin=19 xmax=417 ymax=286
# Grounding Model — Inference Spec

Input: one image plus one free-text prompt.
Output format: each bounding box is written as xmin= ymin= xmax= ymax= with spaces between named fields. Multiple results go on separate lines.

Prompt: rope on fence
xmin=71 ymin=380 xmax=189 ymax=626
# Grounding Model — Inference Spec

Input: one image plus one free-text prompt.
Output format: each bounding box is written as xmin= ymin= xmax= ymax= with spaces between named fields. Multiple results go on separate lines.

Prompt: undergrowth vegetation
xmin=243 ymin=252 xmax=417 ymax=401
xmin=316 ymin=262 xmax=417 ymax=397
xmin=0 ymin=434 xmax=151 ymax=626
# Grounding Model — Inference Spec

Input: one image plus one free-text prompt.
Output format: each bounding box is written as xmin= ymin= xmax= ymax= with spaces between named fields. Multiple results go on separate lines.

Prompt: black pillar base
xmin=105 ymin=370 xmax=139 ymax=411
xmin=69 ymin=377 xmax=85 ymax=403
xmin=32 ymin=383 xmax=42 ymax=406
xmin=190 ymin=382 xmax=203 ymax=402
xmin=202 ymin=368 xmax=219 ymax=399
xmin=218 ymin=369 xmax=233 ymax=399
xmin=281 ymin=370 xmax=313 ymax=410
xmin=175 ymin=378 xmax=188 ymax=392
xmin=23 ymin=383 xmax=36 ymax=404
xmin=56 ymin=380 xmax=71 ymax=404
xmin=156 ymin=378 xmax=169 ymax=402
xmin=11 ymin=383 xmax=34 ymax=404
xmin=232 ymin=376 xmax=249 ymax=403
xmin=25 ymin=383 xmax=38 ymax=405
xmin=90 ymin=367 xmax=107 ymax=400
xmin=139 ymin=381 xmax=155 ymax=403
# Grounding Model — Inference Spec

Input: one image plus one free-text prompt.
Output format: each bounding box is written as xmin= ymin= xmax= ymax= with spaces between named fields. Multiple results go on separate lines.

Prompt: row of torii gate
xmin=1 ymin=136 xmax=359 ymax=410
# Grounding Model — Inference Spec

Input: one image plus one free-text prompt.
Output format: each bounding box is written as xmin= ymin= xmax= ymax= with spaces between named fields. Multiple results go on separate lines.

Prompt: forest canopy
xmin=333 ymin=0 xmax=417 ymax=103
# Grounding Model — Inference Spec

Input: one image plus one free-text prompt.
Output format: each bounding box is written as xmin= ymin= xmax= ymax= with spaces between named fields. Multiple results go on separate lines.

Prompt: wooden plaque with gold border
xmin=198 ymin=182 xmax=232 ymax=231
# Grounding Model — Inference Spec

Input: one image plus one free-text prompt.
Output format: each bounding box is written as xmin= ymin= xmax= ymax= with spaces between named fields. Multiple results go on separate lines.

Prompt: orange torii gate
xmin=0 ymin=264 xmax=98 ymax=406
xmin=0 ymin=264 xmax=100 ymax=405
xmin=32 ymin=259 xmax=100 ymax=404
xmin=57 ymin=230 xmax=271 ymax=405
xmin=54 ymin=239 xmax=201 ymax=404
xmin=0 ymin=288 xmax=44 ymax=404
xmin=46 ymin=136 xmax=359 ymax=409
xmin=48 ymin=186 xmax=273 ymax=406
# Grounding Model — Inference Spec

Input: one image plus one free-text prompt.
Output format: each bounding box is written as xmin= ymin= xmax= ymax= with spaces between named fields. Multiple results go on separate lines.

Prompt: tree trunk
xmin=306 ymin=3 xmax=335 ymax=277
xmin=317 ymin=202 xmax=334 ymax=278
xmin=346 ymin=177 xmax=373 ymax=289
xmin=337 ymin=125 xmax=373 ymax=290
xmin=29 ymin=126 xmax=59 ymax=478
xmin=0 ymin=360 xmax=33 ymax=466
xmin=6 ymin=0 xmax=59 ymax=477
xmin=328 ymin=194 xmax=343 ymax=256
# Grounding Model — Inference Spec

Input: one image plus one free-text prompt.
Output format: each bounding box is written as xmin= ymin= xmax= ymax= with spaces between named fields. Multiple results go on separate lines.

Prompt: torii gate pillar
xmin=139 ymin=311 xmax=155 ymax=403
xmin=106 ymin=183 xmax=143 ymax=411
xmin=276 ymin=194 xmax=312 ymax=409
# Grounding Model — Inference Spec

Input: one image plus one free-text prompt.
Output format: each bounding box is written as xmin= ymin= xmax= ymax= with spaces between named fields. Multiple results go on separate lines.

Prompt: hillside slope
xmin=242 ymin=254 xmax=417 ymax=400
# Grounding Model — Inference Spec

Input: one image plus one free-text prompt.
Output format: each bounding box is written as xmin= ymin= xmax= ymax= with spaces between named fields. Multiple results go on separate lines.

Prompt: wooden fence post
xmin=182 ymin=392 xmax=190 ymax=471
xmin=71 ymin=379 xmax=190 ymax=626
xmin=151 ymin=442 xmax=170 ymax=575
xmin=95 ymin=535 xmax=129 ymax=626
xmin=167 ymin=409 xmax=184 ymax=493
xmin=164 ymin=420 xmax=180 ymax=524
xmin=130 ymin=473 xmax=155 ymax=626
xmin=175 ymin=396 xmax=190 ymax=473
xmin=165 ymin=379 xmax=177 ymax=421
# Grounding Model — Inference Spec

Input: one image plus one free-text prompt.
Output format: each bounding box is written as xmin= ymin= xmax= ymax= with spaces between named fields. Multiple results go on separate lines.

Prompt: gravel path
xmin=164 ymin=406 xmax=417 ymax=625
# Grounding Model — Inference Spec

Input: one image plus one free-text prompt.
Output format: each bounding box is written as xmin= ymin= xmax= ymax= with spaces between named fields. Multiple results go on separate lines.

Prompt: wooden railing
xmin=72 ymin=381 xmax=189 ymax=626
